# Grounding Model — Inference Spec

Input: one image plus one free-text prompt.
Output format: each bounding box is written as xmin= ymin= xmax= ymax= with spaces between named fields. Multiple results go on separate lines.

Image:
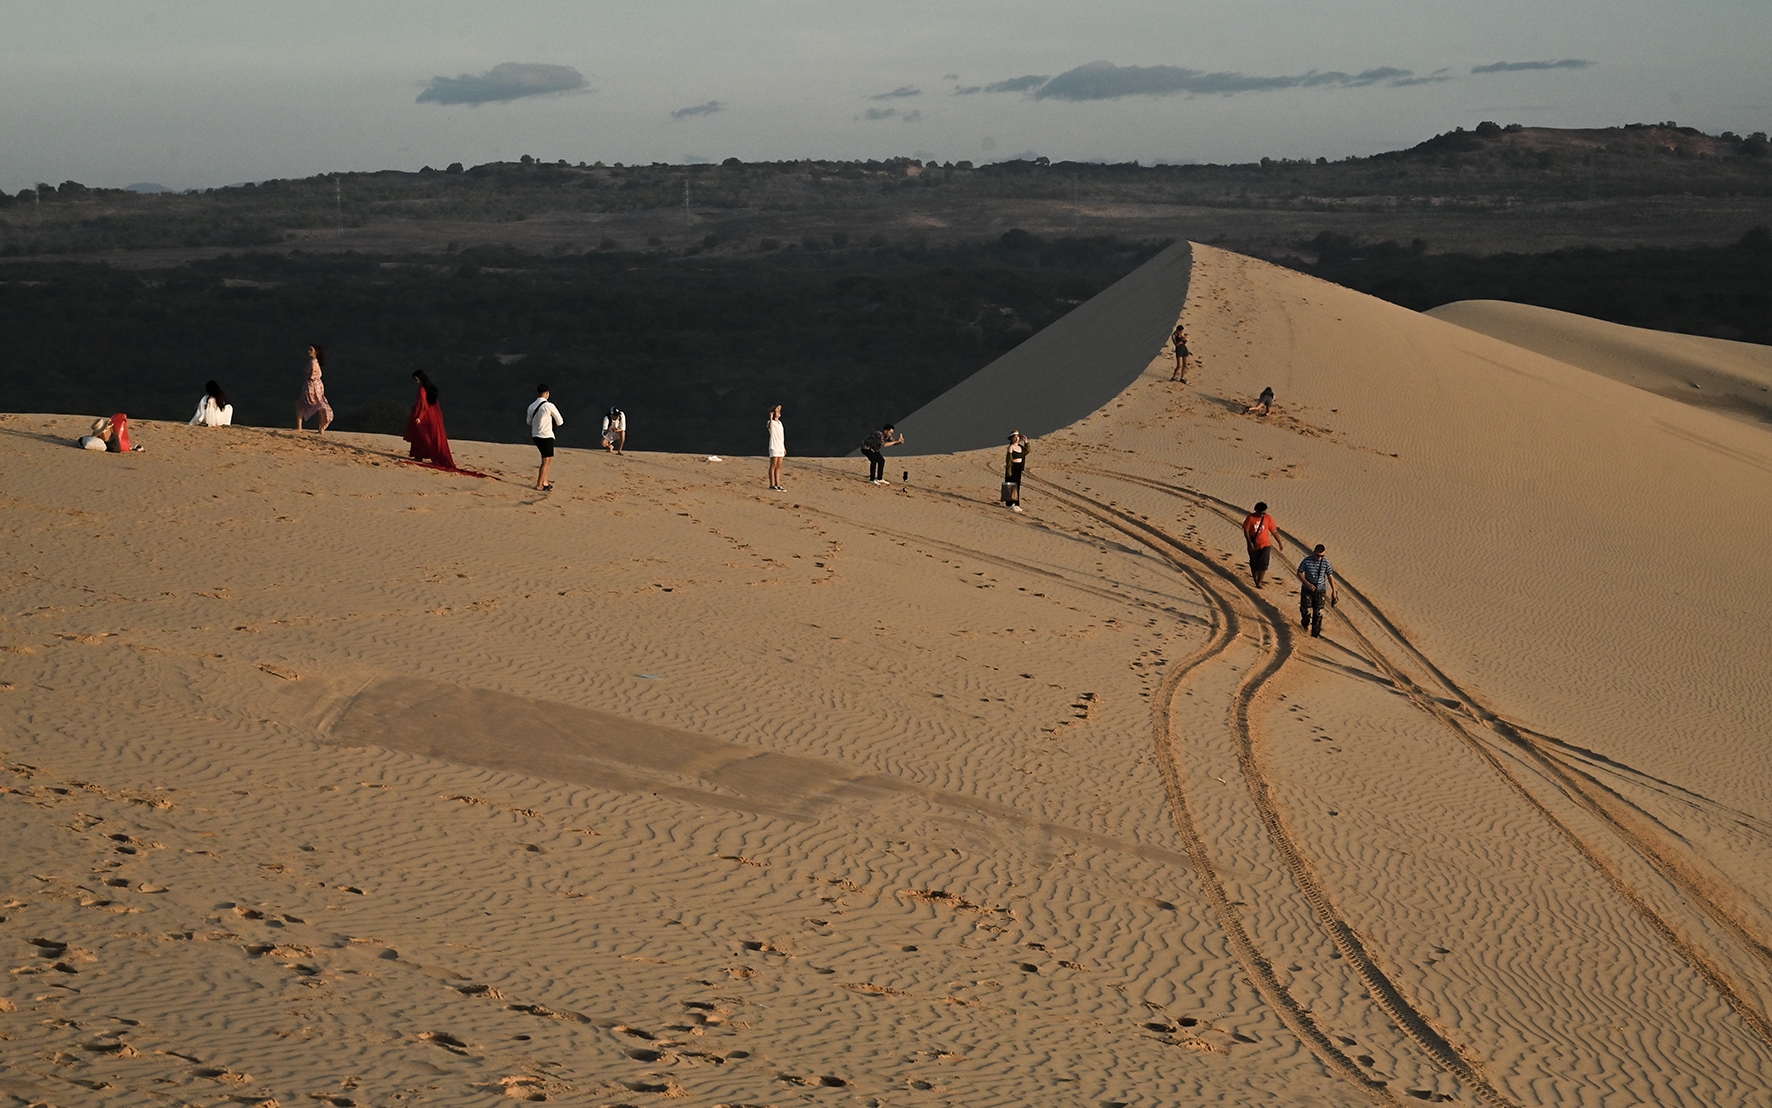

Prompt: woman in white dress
xmin=190 ymin=380 xmax=234 ymax=426
xmin=766 ymin=404 xmax=785 ymax=490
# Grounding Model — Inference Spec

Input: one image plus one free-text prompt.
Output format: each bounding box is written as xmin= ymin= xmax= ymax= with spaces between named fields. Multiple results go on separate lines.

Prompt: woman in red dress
xmin=403 ymin=370 xmax=455 ymax=469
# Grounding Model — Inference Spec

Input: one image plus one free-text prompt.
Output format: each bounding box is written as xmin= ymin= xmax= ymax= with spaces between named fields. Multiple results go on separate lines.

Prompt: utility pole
xmin=335 ymin=177 xmax=343 ymax=233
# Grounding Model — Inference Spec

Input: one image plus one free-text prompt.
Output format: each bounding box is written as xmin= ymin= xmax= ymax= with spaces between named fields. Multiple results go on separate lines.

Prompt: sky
xmin=2 ymin=0 xmax=1769 ymax=192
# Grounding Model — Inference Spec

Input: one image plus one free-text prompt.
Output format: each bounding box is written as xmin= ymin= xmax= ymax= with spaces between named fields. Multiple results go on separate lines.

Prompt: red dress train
xmin=404 ymin=386 xmax=455 ymax=469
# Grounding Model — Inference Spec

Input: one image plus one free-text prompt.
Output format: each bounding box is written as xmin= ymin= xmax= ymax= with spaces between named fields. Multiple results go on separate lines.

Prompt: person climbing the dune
xmin=1242 ymin=501 xmax=1281 ymax=588
xmin=1245 ymin=386 xmax=1274 ymax=416
xmin=1170 ymin=323 xmax=1191 ymax=382
xmin=1297 ymin=543 xmax=1337 ymax=638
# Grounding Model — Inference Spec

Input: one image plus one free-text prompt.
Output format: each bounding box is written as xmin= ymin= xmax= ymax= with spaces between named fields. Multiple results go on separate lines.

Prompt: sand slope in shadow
xmin=895 ymin=241 xmax=1191 ymax=454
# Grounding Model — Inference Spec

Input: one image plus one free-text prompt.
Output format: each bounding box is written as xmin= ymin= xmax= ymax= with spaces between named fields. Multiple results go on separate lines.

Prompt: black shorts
xmin=533 ymin=437 xmax=555 ymax=458
xmin=1249 ymin=546 xmax=1271 ymax=573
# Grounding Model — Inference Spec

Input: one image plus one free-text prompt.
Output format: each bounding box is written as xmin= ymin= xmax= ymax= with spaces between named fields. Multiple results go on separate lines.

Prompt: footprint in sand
xmin=417 ymin=1030 xmax=471 ymax=1055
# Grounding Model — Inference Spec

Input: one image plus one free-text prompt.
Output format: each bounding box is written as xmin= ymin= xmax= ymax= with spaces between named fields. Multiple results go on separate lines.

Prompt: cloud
xmin=901 ymin=109 xmax=924 ymax=123
xmin=954 ymin=74 xmax=1053 ymax=96
xmin=869 ymin=86 xmax=921 ymax=99
xmin=417 ymin=62 xmax=586 ymax=106
xmin=672 ymin=100 xmax=726 ymax=121
xmin=1032 ymin=60 xmax=1429 ymax=101
xmin=861 ymin=107 xmax=899 ymax=121
xmin=1391 ymin=69 xmax=1454 ymax=87
xmin=1471 ymin=59 xmax=1594 ymax=74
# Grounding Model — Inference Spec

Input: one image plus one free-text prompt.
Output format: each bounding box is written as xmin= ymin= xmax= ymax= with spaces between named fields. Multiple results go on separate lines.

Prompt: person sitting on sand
xmin=1170 ymin=323 xmax=1191 ymax=382
xmin=1002 ymin=431 xmax=1028 ymax=512
xmin=404 ymin=370 xmax=455 ymax=469
xmin=1245 ymin=386 xmax=1275 ymax=416
xmin=79 ymin=416 xmax=114 ymax=451
xmin=296 ymin=344 xmax=333 ymax=433
xmin=861 ymin=423 xmax=904 ymax=484
xmin=79 ymin=413 xmax=136 ymax=453
xmin=190 ymin=380 xmax=233 ymax=427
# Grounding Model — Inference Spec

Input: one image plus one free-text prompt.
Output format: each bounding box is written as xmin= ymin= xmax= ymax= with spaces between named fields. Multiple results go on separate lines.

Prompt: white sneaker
xmin=1011 ymin=504 xmax=1023 ymax=512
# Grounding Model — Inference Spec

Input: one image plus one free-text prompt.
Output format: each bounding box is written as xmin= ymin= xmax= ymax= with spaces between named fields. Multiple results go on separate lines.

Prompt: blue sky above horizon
xmin=2 ymin=0 xmax=1768 ymax=192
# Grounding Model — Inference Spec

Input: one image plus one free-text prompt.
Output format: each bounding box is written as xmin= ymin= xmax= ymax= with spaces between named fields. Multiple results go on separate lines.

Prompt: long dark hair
xmin=310 ymin=343 xmax=325 ymax=368
xmin=413 ymin=370 xmax=439 ymax=404
xmin=205 ymin=380 xmax=229 ymax=408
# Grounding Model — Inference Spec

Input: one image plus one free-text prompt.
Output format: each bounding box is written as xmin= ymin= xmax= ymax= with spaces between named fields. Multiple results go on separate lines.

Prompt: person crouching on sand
xmin=766 ymin=405 xmax=786 ymax=490
xmin=527 ymin=383 xmax=564 ymax=491
xmin=1245 ymin=386 xmax=1274 ymax=416
xmin=1002 ymin=431 xmax=1028 ymax=511
xmin=1242 ymin=501 xmax=1281 ymax=587
xmin=602 ymin=406 xmax=626 ymax=454
xmin=191 ymin=380 xmax=233 ymax=427
xmin=296 ymin=344 xmax=333 ymax=433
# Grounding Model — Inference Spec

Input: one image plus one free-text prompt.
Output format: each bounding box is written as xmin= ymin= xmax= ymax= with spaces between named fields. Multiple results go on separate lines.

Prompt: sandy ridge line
xmin=1081 ymin=464 xmax=1772 ymax=1052
xmin=1035 ymin=473 xmax=1519 ymax=1108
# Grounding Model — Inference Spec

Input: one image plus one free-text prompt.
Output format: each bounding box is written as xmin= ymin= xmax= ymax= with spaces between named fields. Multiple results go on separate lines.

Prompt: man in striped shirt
xmin=1297 ymin=544 xmax=1337 ymax=638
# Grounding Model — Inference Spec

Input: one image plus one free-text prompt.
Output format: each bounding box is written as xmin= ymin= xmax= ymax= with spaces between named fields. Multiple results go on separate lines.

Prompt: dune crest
xmin=1428 ymin=298 xmax=1772 ymax=424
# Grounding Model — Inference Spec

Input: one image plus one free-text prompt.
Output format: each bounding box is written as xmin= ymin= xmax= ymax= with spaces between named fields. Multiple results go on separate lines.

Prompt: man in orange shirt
xmin=1242 ymin=501 xmax=1282 ymax=588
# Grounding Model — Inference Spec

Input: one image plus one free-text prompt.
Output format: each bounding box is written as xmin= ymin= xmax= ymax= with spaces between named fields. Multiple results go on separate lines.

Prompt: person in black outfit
xmin=861 ymin=423 xmax=904 ymax=484
xmin=1003 ymin=431 xmax=1028 ymax=511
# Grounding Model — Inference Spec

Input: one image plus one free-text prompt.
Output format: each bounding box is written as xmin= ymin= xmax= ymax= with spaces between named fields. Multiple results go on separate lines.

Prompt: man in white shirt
xmin=527 ymin=384 xmax=564 ymax=491
xmin=602 ymin=407 xmax=627 ymax=454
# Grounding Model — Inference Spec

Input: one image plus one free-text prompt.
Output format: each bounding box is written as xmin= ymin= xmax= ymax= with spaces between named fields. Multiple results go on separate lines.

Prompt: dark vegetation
xmin=0 ymin=233 xmax=1162 ymax=456
xmin=3 ymin=122 xmax=1768 ymax=453
xmin=3 ymin=123 xmax=1768 ymax=258
xmin=1288 ymin=225 xmax=1772 ymax=345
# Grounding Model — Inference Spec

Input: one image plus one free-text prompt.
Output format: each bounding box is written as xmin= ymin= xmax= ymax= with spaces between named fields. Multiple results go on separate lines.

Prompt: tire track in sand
xmin=1072 ymin=464 xmax=1772 ymax=1051
xmin=1031 ymin=472 xmax=1517 ymax=1107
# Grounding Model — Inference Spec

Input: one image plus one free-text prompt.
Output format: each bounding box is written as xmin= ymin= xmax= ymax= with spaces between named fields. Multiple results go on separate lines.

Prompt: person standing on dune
xmin=296 ymin=344 xmax=333 ymax=433
xmin=1170 ymin=323 xmax=1191 ymax=382
xmin=766 ymin=404 xmax=786 ymax=490
xmin=404 ymin=370 xmax=455 ymax=469
xmin=1242 ymin=501 xmax=1282 ymax=588
xmin=861 ymin=423 xmax=904 ymax=484
xmin=1002 ymin=431 xmax=1028 ymax=511
xmin=1297 ymin=543 xmax=1337 ymax=638
xmin=527 ymin=383 xmax=563 ymax=491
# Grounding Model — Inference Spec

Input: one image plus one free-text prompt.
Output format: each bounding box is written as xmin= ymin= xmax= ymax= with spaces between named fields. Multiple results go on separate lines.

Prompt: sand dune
xmin=3 ymin=244 xmax=1769 ymax=1107
xmin=1428 ymin=298 xmax=1772 ymax=424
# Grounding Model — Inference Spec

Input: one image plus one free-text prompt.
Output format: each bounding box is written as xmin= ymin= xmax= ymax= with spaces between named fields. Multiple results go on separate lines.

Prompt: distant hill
xmin=124 ymin=182 xmax=174 ymax=194
xmin=3 ymin=123 xmax=1768 ymax=261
